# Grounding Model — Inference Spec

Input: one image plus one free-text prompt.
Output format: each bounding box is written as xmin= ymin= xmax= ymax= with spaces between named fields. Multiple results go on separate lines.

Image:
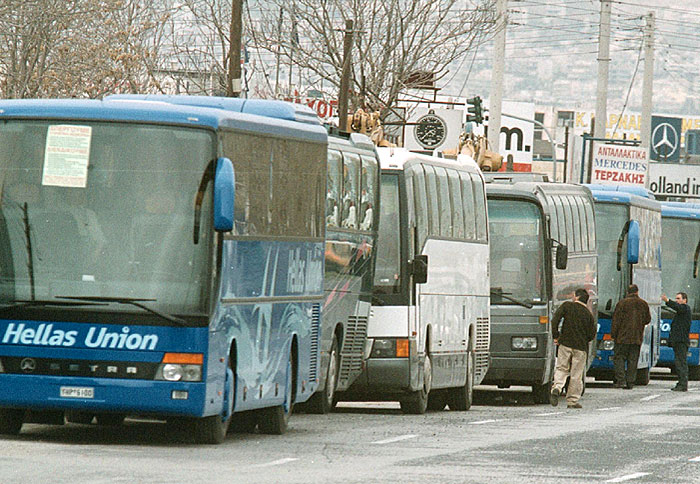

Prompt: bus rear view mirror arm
xmin=409 ymin=255 xmax=428 ymax=284
xmin=550 ymin=238 xmax=568 ymax=270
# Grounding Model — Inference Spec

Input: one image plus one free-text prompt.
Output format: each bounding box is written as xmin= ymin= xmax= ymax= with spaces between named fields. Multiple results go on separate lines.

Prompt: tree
xmin=249 ymin=0 xmax=497 ymax=112
xmin=0 ymin=0 xmax=172 ymax=98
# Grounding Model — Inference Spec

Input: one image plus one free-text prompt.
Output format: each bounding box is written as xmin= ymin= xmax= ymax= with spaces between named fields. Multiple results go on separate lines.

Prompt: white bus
xmin=340 ymin=148 xmax=490 ymax=413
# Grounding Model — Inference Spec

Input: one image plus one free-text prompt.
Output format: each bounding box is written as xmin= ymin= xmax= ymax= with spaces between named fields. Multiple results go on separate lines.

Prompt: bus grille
xmin=475 ymin=317 xmax=490 ymax=381
xmin=338 ymin=314 xmax=368 ymax=386
xmin=309 ymin=303 xmax=321 ymax=381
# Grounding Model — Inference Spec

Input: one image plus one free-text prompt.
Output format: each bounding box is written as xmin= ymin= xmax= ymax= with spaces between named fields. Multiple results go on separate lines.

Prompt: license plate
xmin=60 ymin=386 xmax=94 ymax=399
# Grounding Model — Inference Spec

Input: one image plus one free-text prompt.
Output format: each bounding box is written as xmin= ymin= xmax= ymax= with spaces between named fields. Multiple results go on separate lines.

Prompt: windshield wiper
xmin=490 ymin=289 xmax=534 ymax=309
xmin=56 ymin=296 xmax=187 ymax=326
xmin=0 ymin=299 xmax=109 ymax=310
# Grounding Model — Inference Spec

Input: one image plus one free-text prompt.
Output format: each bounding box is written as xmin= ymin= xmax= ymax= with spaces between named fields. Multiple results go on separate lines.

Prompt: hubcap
xmin=326 ymin=347 xmax=338 ymax=407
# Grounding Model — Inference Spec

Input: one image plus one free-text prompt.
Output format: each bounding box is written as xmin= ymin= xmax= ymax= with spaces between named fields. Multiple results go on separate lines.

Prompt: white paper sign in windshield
xmin=42 ymin=125 xmax=92 ymax=188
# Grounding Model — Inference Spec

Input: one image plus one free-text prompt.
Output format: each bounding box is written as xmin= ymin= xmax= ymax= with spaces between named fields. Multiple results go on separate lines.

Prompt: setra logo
xmin=20 ymin=357 xmax=36 ymax=373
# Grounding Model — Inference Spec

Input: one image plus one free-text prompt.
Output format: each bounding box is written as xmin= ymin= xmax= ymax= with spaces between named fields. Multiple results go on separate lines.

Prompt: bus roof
xmin=105 ymin=94 xmax=321 ymax=126
xmin=584 ymin=184 xmax=655 ymax=199
xmin=661 ymin=202 xmax=700 ymax=220
xmin=376 ymin=147 xmax=481 ymax=174
xmin=486 ymin=181 xmax=594 ymax=212
xmin=586 ymin=185 xmax=661 ymax=211
xmin=0 ymin=98 xmax=327 ymax=142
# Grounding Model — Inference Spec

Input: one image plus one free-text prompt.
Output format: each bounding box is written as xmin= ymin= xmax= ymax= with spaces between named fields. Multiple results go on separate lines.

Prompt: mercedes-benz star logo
xmin=20 ymin=357 xmax=37 ymax=373
xmin=651 ymin=122 xmax=679 ymax=159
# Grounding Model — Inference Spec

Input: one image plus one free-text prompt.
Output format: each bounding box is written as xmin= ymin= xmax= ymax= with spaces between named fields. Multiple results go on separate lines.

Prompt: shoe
xmin=550 ymin=388 xmax=560 ymax=407
xmin=567 ymin=403 xmax=583 ymax=409
xmin=671 ymin=386 xmax=688 ymax=392
xmin=624 ymin=384 xmax=633 ymax=390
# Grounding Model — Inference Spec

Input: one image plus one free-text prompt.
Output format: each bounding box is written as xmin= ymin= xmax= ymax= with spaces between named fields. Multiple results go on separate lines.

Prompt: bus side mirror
xmin=627 ymin=219 xmax=640 ymax=264
xmin=410 ymin=255 xmax=428 ymax=284
xmin=214 ymin=157 xmax=235 ymax=232
xmin=555 ymin=244 xmax=568 ymax=270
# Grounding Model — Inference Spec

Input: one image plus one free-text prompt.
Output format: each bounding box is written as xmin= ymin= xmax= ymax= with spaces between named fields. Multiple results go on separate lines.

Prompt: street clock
xmin=414 ymin=109 xmax=447 ymax=149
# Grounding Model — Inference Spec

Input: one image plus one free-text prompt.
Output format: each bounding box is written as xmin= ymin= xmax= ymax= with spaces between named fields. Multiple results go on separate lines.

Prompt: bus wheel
xmin=0 ymin=408 xmax=24 ymax=435
xmin=306 ymin=337 xmax=340 ymax=414
xmin=258 ymin=352 xmax=295 ymax=435
xmin=400 ymin=354 xmax=431 ymax=415
xmin=447 ymin=350 xmax=474 ymax=411
xmin=95 ymin=413 xmax=125 ymax=426
xmin=689 ymin=366 xmax=700 ymax=381
xmin=532 ymin=379 xmax=552 ymax=404
xmin=635 ymin=367 xmax=650 ymax=386
xmin=191 ymin=414 xmax=231 ymax=444
xmin=228 ymin=410 xmax=258 ymax=433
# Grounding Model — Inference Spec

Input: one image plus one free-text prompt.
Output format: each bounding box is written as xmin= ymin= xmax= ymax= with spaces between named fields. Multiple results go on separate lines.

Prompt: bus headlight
xmin=512 ymin=337 xmax=537 ymax=350
xmin=155 ymin=353 xmax=203 ymax=382
xmin=157 ymin=364 xmax=202 ymax=382
xmin=370 ymin=339 xmax=410 ymax=358
xmin=601 ymin=340 xmax=615 ymax=351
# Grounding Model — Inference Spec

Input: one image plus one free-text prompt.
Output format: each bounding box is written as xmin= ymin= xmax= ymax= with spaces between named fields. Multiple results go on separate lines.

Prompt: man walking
xmin=550 ymin=288 xmax=596 ymax=409
xmin=611 ymin=284 xmax=650 ymax=389
xmin=661 ymin=292 xmax=691 ymax=392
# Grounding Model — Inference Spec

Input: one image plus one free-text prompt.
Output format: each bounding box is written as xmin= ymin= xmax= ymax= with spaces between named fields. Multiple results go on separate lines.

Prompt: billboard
xmin=650 ymin=115 xmax=682 ymax=162
xmin=648 ymin=163 xmax=700 ymax=199
xmin=473 ymin=100 xmax=535 ymax=172
xmin=591 ymin=142 xmax=648 ymax=186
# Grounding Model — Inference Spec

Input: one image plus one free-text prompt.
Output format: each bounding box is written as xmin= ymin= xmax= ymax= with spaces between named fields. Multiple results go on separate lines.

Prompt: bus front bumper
xmin=481 ymin=355 xmax=548 ymax=386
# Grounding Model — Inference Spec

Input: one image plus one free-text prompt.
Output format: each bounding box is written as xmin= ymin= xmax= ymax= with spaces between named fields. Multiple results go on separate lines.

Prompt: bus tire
xmin=191 ymin=414 xmax=231 ymax=444
xmin=228 ymin=411 xmax=258 ymax=433
xmin=66 ymin=411 xmax=94 ymax=425
xmin=427 ymin=391 xmax=447 ymax=411
xmin=0 ymin=408 xmax=24 ymax=435
xmin=532 ymin=378 xmax=552 ymax=404
xmin=689 ymin=365 xmax=700 ymax=381
xmin=400 ymin=353 xmax=431 ymax=415
xmin=258 ymin=351 xmax=295 ymax=435
xmin=635 ymin=367 xmax=650 ymax=386
xmin=306 ymin=337 xmax=340 ymax=414
xmin=447 ymin=350 xmax=474 ymax=411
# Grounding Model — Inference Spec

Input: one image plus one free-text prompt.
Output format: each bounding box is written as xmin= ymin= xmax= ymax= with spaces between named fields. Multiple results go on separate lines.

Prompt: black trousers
xmin=672 ymin=341 xmax=689 ymax=389
xmin=613 ymin=343 xmax=641 ymax=387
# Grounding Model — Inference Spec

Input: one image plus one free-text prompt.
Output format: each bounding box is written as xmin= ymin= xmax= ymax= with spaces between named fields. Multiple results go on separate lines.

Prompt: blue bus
xmin=0 ymin=98 xmax=327 ymax=443
xmin=659 ymin=202 xmax=700 ymax=380
xmin=585 ymin=185 xmax=661 ymax=384
xmin=106 ymin=95 xmax=381 ymax=413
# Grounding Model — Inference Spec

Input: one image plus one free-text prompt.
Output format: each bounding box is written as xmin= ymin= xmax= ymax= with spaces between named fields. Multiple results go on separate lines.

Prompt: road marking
xmin=598 ymin=407 xmax=622 ymax=411
xmin=534 ymin=412 xmax=564 ymax=416
xmin=371 ymin=434 xmax=418 ymax=445
xmin=690 ymin=456 xmax=700 ymax=462
xmin=640 ymin=394 xmax=660 ymax=402
xmin=253 ymin=458 xmax=299 ymax=468
xmin=606 ymin=472 xmax=651 ymax=482
xmin=469 ymin=419 xmax=500 ymax=425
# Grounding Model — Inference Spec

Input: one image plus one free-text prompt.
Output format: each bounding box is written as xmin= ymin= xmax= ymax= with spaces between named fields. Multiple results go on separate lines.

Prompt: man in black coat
xmin=611 ymin=284 xmax=651 ymax=389
xmin=662 ymin=292 xmax=692 ymax=391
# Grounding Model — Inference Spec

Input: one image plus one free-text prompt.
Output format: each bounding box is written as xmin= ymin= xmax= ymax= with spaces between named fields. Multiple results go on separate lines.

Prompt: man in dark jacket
xmin=550 ymin=288 xmax=596 ymax=409
xmin=611 ymin=284 xmax=650 ymax=389
xmin=661 ymin=292 xmax=691 ymax=391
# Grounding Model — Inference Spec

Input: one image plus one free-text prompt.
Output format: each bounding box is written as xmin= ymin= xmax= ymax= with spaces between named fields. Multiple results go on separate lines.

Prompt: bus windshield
xmin=596 ymin=203 xmax=629 ymax=313
xmin=0 ymin=120 xmax=216 ymax=316
xmin=488 ymin=199 xmax=545 ymax=304
xmin=373 ymin=173 xmax=401 ymax=294
xmin=662 ymin=217 xmax=700 ymax=314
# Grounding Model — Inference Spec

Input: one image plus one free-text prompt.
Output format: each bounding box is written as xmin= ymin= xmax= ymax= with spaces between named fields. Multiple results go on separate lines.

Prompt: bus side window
xmin=360 ymin=154 xmax=377 ymax=231
xmin=326 ymin=150 xmax=342 ymax=227
xmin=410 ymin=165 xmax=429 ymax=249
xmin=424 ymin=164 xmax=440 ymax=237
xmin=552 ymin=196 xmax=567 ymax=248
xmin=448 ymin=169 xmax=465 ymax=239
xmin=471 ymin=173 xmax=487 ymax=243
xmin=435 ymin=166 xmax=452 ymax=238
xmin=566 ymin=195 xmax=581 ymax=253
xmin=342 ymin=152 xmax=360 ymax=229
xmin=574 ymin=196 xmax=589 ymax=251
xmin=460 ymin=172 xmax=476 ymax=241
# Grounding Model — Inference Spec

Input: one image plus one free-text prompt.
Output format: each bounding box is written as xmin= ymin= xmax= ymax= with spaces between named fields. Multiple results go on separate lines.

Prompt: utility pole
xmin=338 ymin=19 xmax=354 ymax=132
xmin=487 ymin=0 xmax=507 ymax=154
xmin=594 ymin=0 xmax=612 ymax=139
xmin=228 ymin=0 xmax=243 ymax=97
xmin=640 ymin=12 xmax=655 ymax=150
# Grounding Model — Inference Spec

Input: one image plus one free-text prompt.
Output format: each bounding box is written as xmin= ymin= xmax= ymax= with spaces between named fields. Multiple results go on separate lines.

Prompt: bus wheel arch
xmin=258 ymin=338 xmax=296 ymax=434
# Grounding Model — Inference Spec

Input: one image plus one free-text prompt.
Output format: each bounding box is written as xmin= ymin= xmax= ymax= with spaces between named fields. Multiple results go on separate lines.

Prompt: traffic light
xmin=466 ymin=96 xmax=483 ymax=125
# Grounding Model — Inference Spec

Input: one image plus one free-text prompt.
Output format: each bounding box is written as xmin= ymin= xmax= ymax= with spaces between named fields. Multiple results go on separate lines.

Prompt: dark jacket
xmin=552 ymin=301 xmax=596 ymax=352
xmin=665 ymin=300 xmax=691 ymax=345
xmin=611 ymin=294 xmax=650 ymax=345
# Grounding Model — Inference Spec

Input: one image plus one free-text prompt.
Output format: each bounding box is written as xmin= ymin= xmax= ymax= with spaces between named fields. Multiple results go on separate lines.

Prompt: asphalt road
xmin=1 ymin=371 xmax=698 ymax=484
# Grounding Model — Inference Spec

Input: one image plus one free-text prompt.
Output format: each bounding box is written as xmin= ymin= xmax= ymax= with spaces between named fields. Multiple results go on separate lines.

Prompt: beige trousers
xmin=551 ymin=344 xmax=587 ymax=404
